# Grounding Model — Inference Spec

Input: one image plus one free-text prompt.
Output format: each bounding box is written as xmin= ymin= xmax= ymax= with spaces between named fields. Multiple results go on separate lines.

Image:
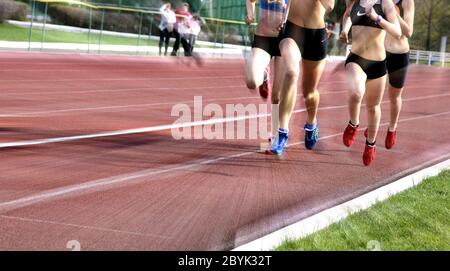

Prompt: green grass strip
xmin=0 ymin=23 xmax=157 ymax=46
xmin=275 ymin=170 xmax=450 ymax=251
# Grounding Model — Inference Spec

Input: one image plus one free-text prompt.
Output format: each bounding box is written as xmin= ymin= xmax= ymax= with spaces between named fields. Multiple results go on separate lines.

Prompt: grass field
xmin=275 ymin=170 xmax=450 ymax=251
xmin=413 ymin=59 xmax=450 ymax=68
xmin=0 ymin=23 xmax=158 ymax=46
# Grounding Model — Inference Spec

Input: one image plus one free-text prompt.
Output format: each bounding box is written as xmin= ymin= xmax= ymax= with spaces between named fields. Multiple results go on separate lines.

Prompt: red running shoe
xmin=385 ymin=129 xmax=397 ymax=149
xmin=259 ymin=66 xmax=270 ymax=100
xmin=343 ymin=122 xmax=358 ymax=147
xmin=363 ymin=143 xmax=377 ymax=166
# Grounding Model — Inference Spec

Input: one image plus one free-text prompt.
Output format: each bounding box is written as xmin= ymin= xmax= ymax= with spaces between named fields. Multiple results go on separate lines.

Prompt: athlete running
xmin=383 ymin=0 xmax=414 ymax=149
xmin=270 ymin=0 xmax=335 ymax=155
xmin=340 ymin=0 xmax=401 ymax=166
xmin=245 ymin=0 xmax=290 ymax=142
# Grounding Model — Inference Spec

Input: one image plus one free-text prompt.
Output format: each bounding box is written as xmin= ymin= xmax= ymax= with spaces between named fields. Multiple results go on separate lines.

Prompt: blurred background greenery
xmin=0 ymin=0 xmax=448 ymax=52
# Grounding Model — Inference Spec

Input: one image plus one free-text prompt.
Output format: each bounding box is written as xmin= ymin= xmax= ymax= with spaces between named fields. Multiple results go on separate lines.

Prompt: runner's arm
xmin=318 ymin=0 xmax=335 ymax=13
xmin=367 ymin=0 xmax=401 ymax=39
xmin=339 ymin=1 xmax=354 ymax=44
xmin=398 ymin=0 xmax=414 ymax=38
xmin=246 ymin=0 xmax=257 ymax=25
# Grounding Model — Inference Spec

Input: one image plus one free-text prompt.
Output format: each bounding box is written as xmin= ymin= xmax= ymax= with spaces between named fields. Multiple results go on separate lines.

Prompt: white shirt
xmin=189 ymin=20 xmax=201 ymax=36
xmin=178 ymin=19 xmax=190 ymax=36
xmin=159 ymin=5 xmax=176 ymax=31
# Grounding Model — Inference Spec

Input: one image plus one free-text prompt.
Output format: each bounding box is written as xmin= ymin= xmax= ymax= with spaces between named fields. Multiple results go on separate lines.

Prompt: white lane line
xmin=1 ymin=82 xmax=445 ymax=97
xmin=233 ymin=156 xmax=450 ymax=251
xmin=0 ymin=110 xmax=449 ymax=213
xmin=0 ymin=214 xmax=171 ymax=239
xmin=0 ymin=110 xmax=274 ymax=148
xmin=0 ymin=96 xmax=260 ymax=117
xmin=1 ymin=85 xmax=245 ymax=96
xmin=0 ymin=93 xmax=449 ymax=148
xmin=0 ymin=78 xmax=348 ymax=96
xmin=0 ymin=75 xmax=243 ymax=82
xmin=1 ymin=88 xmax=448 ymax=118
xmin=0 ymin=90 xmax=348 ymax=117
xmin=0 ymin=60 xmax=243 ymax=65
xmin=0 ymin=68 xmax=240 ymax=72
xmin=0 ymin=151 xmax=255 ymax=212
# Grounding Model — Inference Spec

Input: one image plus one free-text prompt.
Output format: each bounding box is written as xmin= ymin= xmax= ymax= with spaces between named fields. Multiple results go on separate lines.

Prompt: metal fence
xmin=346 ymin=46 xmax=450 ymax=67
xmin=18 ymin=0 xmax=252 ymax=54
xmin=3 ymin=0 xmax=449 ymax=64
xmin=410 ymin=50 xmax=450 ymax=67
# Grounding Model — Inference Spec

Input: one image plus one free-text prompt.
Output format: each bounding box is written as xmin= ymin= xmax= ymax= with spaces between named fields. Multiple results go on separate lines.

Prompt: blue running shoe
xmin=304 ymin=124 xmax=319 ymax=150
xmin=271 ymin=129 xmax=289 ymax=155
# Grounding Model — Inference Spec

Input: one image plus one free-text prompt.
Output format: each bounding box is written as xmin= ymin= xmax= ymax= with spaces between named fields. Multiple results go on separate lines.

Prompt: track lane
xmin=0 ymin=52 xmax=449 ymax=250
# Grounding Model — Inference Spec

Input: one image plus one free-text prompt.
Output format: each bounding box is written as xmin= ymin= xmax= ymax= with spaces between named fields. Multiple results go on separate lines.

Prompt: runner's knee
xmin=349 ymin=83 xmax=365 ymax=100
xmin=349 ymin=90 xmax=363 ymax=102
xmin=285 ymin=64 xmax=299 ymax=81
xmin=391 ymin=95 xmax=402 ymax=105
xmin=366 ymin=103 xmax=380 ymax=115
xmin=302 ymin=88 xmax=318 ymax=100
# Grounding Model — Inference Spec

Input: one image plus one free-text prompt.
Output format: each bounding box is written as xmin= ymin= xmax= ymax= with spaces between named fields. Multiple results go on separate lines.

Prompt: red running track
xmin=0 ymin=52 xmax=449 ymax=250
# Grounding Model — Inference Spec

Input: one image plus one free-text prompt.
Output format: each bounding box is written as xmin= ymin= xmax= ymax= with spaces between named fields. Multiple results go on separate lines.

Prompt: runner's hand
xmin=339 ymin=31 xmax=349 ymax=44
xmin=276 ymin=21 xmax=285 ymax=31
xmin=365 ymin=5 xmax=378 ymax=21
xmin=245 ymin=15 xmax=255 ymax=25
